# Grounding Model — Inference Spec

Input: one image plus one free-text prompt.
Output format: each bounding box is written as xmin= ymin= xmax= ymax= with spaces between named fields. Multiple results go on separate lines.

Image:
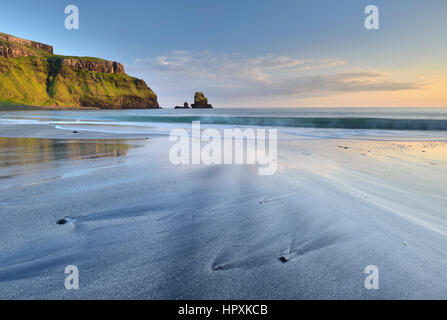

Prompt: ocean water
xmin=1 ymin=108 xmax=447 ymax=139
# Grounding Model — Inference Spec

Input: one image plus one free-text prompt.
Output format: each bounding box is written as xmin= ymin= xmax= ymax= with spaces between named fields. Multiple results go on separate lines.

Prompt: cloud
xmin=135 ymin=51 xmax=341 ymax=84
xmin=294 ymin=59 xmax=346 ymax=72
xmin=222 ymin=72 xmax=425 ymax=99
xmin=131 ymin=51 xmax=425 ymax=102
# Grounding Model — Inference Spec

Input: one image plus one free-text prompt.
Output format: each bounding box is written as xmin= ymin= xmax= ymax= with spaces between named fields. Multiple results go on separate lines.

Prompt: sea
xmin=1 ymin=108 xmax=447 ymax=140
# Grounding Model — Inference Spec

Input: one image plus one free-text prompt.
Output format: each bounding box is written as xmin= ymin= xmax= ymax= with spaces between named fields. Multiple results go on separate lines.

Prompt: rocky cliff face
xmin=59 ymin=58 xmax=125 ymax=74
xmin=0 ymin=42 xmax=33 ymax=59
xmin=0 ymin=32 xmax=159 ymax=109
xmin=0 ymin=32 xmax=53 ymax=54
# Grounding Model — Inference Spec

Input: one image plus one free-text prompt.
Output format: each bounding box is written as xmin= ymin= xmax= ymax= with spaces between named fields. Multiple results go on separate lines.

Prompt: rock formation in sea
xmin=175 ymin=101 xmax=190 ymax=109
xmin=0 ymin=32 xmax=159 ymax=109
xmin=191 ymin=92 xmax=213 ymax=108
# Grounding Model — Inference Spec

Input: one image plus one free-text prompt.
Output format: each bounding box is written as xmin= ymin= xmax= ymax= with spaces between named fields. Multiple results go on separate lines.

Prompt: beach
xmin=1 ymin=109 xmax=447 ymax=299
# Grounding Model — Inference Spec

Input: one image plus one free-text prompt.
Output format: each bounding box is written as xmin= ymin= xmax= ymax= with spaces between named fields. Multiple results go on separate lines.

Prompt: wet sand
xmin=1 ymin=123 xmax=447 ymax=299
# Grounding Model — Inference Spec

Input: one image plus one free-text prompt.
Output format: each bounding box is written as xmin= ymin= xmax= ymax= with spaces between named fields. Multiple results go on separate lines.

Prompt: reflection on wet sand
xmin=0 ymin=137 xmax=134 ymax=167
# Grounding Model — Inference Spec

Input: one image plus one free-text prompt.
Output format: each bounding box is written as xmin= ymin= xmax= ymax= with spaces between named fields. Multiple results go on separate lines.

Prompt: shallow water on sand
xmin=0 ymin=137 xmax=133 ymax=168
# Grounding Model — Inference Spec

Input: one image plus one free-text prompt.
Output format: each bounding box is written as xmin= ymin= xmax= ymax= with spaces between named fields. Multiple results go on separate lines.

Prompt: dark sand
xmin=1 ymin=124 xmax=447 ymax=299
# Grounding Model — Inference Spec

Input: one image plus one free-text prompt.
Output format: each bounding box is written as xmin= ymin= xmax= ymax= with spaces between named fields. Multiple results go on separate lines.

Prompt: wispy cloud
xmin=135 ymin=51 xmax=343 ymax=85
xmin=221 ymin=72 xmax=425 ymax=99
xmin=131 ymin=51 xmax=425 ymax=103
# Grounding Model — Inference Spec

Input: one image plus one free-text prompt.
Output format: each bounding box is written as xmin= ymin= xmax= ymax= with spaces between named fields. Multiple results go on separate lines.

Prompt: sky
xmin=0 ymin=0 xmax=446 ymax=108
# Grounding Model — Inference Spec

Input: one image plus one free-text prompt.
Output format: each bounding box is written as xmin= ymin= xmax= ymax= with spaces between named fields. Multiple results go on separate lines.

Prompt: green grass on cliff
xmin=0 ymin=41 xmax=157 ymax=108
xmin=0 ymin=56 xmax=50 ymax=106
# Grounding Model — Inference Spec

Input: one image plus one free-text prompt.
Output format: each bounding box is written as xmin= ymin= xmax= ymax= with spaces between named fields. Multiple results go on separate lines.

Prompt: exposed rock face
xmin=191 ymin=92 xmax=213 ymax=108
xmin=0 ymin=32 xmax=53 ymax=54
xmin=60 ymin=58 xmax=125 ymax=74
xmin=0 ymin=42 xmax=33 ymax=58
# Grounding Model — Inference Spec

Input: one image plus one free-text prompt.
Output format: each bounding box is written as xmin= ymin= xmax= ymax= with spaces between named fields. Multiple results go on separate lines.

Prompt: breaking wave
xmin=114 ymin=116 xmax=447 ymax=131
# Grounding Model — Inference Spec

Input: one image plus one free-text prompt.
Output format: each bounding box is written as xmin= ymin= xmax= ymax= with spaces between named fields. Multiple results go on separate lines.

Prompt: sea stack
xmin=191 ymin=92 xmax=213 ymax=108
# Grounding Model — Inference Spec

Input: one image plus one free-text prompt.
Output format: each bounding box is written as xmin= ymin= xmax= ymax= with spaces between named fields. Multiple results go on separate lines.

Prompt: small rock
xmin=279 ymin=256 xmax=290 ymax=263
xmin=212 ymin=265 xmax=224 ymax=271
xmin=56 ymin=218 xmax=68 ymax=225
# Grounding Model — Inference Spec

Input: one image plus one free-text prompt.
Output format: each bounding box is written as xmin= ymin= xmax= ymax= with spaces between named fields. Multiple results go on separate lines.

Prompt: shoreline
xmin=0 ymin=105 xmax=101 ymax=111
xmin=0 ymin=105 xmax=163 ymax=111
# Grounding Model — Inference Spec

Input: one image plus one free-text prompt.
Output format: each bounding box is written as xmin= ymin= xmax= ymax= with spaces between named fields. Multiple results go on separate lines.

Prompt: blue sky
xmin=1 ymin=0 xmax=446 ymax=107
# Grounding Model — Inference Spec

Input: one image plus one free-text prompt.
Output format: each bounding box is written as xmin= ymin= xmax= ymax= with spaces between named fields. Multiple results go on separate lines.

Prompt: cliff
xmin=0 ymin=32 xmax=159 ymax=109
